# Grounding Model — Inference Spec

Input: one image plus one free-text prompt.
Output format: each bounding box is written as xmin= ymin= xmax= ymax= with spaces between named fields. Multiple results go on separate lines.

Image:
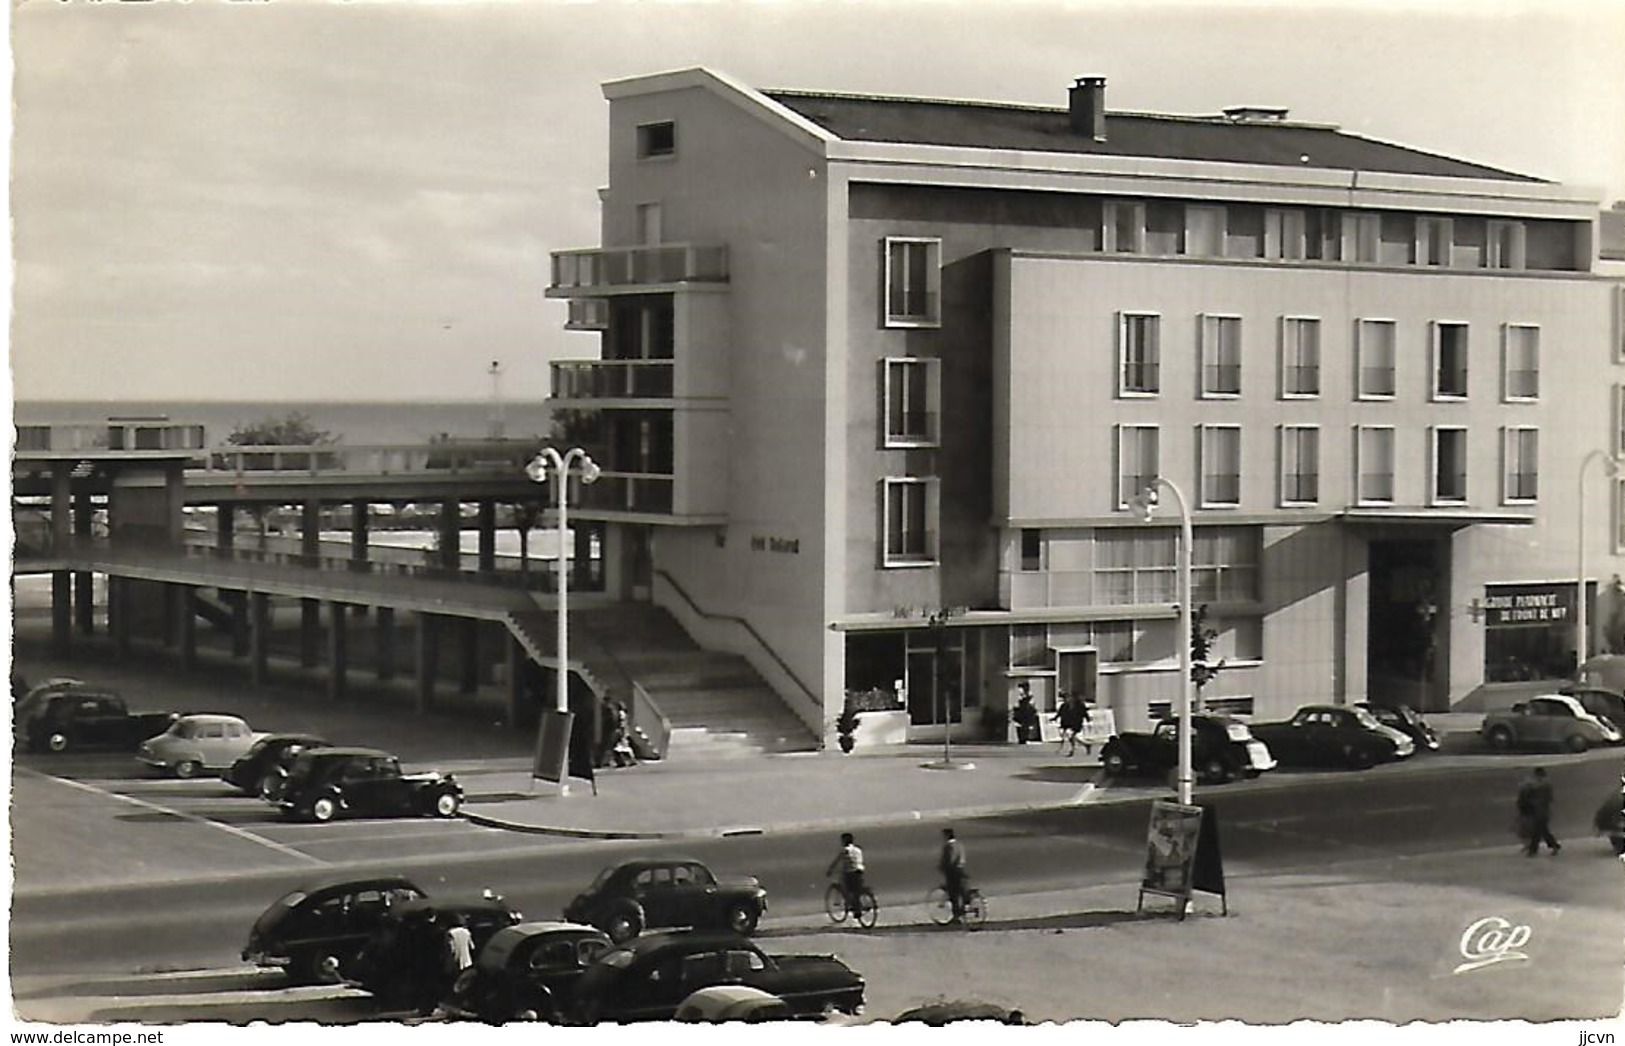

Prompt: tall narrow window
xmin=1486 ymin=221 xmax=1526 ymax=270
xmin=1431 ymin=427 xmax=1468 ymax=504
xmin=1116 ymin=424 xmax=1160 ymax=510
xmin=1416 ymin=216 xmax=1453 ymax=267
xmin=1199 ymin=425 xmax=1242 ymax=507
xmin=1613 ymin=384 xmax=1625 ymax=457
xmin=882 ymin=478 xmax=936 ymax=566
xmin=881 ymin=358 xmax=941 ymax=447
xmin=1432 ymin=322 xmax=1469 ymax=399
xmin=1019 ymin=529 xmax=1043 ymax=572
xmin=1502 ymin=427 xmax=1539 ymax=503
xmin=1615 ymin=285 xmax=1625 ymax=364
xmin=1103 ymin=200 xmax=1146 ymax=253
xmin=1357 ymin=426 xmax=1396 ymax=504
xmin=1341 ymin=212 xmax=1381 ymax=263
xmin=1185 ymin=205 xmax=1225 ymax=257
xmin=1502 ymin=325 xmax=1540 ymax=402
xmin=1264 ymin=209 xmax=1307 ymax=260
xmin=1280 ymin=317 xmax=1321 ymax=398
xmin=1279 ymin=425 xmax=1320 ymax=506
xmin=1199 ymin=315 xmax=1242 ymax=397
xmin=1615 ymin=479 xmax=1625 ymax=555
xmin=1117 ymin=312 xmax=1161 ymax=396
xmin=1356 ymin=319 xmax=1396 ymax=399
xmin=883 ymin=238 xmax=941 ymax=327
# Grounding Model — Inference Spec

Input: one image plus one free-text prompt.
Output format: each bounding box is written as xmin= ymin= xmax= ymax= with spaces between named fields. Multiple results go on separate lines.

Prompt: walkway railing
xmin=196 ymin=439 xmax=539 ymax=479
xmin=630 ymin=680 xmax=672 ymax=761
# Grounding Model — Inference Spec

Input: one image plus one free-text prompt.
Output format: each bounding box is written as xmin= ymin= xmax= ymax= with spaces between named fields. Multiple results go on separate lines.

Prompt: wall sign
xmin=749 ymin=535 xmax=800 ymax=554
xmin=1481 ymin=583 xmax=1577 ymax=628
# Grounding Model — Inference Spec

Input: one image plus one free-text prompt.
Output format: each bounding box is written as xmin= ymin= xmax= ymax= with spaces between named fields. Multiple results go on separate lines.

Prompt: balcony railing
xmin=550 ymin=243 xmax=729 ymax=294
xmin=564 ymin=299 xmax=609 ymax=331
xmin=576 ymin=472 xmax=675 ymax=515
xmin=552 ymin=360 xmax=676 ymax=400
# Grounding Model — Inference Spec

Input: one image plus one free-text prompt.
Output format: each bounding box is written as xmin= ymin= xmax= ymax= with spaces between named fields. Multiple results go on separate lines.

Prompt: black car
xmin=347 ymin=895 xmax=525 ymax=1009
xmin=563 ymin=858 xmax=768 ymax=943
xmin=275 ymin=746 xmax=463 ymax=822
xmin=1355 ymin=702 xmax=1441 ymax=752
xmin=444 ymin=921 xmax=613 ymax=1024
xmin=568 ymin=931 xmax=864 ymax=1024
xmin=14 ymin=689 xmax=179 ymax=754
xmin=1100 ymin=714 xmax=1277 ymax=784
xmin=1248 ymin=705 xmax=1405 ymax=769
xmin=1595 ymin=780 xmax=1625 ymax=857
xmin=223 ymin=733 xmax=331 ymax=797
xmin=1563 ymin=686 xmax=1625 ymax=733
xmin=242 ymin=874 xmax=427 ymax=983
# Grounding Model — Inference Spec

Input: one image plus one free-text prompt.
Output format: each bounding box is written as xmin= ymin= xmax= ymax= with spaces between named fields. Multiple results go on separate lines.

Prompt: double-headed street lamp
xmin=525 ymin=447 xmax=601 ymax=721
xmin=1130 ymin=479 xmax=1194 ymax=807
xmin=1577 ymin=450 xmax=1622 ymax=676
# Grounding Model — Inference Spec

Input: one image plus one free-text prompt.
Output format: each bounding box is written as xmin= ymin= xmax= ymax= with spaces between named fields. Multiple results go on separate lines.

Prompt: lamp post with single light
xmin=1130 ymin=479 xmax=1194 ymax=806
xmin=525 ymin=448 xmax=600 ymax=719
xmin=1577 ymin=450 xmax=1622 ymax=677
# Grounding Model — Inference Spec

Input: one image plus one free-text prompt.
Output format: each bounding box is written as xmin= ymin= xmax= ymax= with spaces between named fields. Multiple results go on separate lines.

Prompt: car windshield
xmin=588 ymin=866 xmax=618 ymax=890
xmin=597 ymin=947 xmax=635 ymax=970
xmin=1351 ymin=708 xmax=1382 ymax=730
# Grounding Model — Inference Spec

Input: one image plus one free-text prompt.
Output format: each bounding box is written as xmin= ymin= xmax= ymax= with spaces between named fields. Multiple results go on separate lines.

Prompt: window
xmin=1191 ymin=527 xmax=1261 ymax=603
xmin=1185 ymin=205 xmax=1225 ymax=257
xmin=1199 ymin=315 xmax=1242 ymax=397
xmin=1199 ymin=425 xmax=1242 ymax=507
xmin=1117 ymin=312 xmax=1160 ymax=396
xmin=1094 ymin=533 xmax=1175 ymax=605
xmin=1431 ymin=427 xmax=1468 ymax=504
xmin=636 ymin=121 xmax=676 ymax=159
xmin=1009 ymin=624 xmax=1049 ymax=668
xmin=1615 ymin=479 xmax=1625 ymax=555
xmin=1432 ymin=322 xmax=1469 ymax=399
xmin=1356 ymin=319 xmax=1396 ymax=399
xmin=1264 ymin=209 xmax=1307 ymax=260
xmin=1279 ymin=425 xmax=1320 ymax=506
xmin=1115 ymin=424 xmax=1160 ymax=509
xmin=1615 ymin=285 xmax=1625 ymax=364
xmin=1340 ymin=212 xmax=1381 ymax=263
xmin=882 ymin=478 xmax=936 ymax=566
xmin=881 ymin=357 xmax=940 ymax=446
xmin=1502 ymin=427 xmax=1539 ymax=503
xmin=1486 ymin=221 xmax=1526 ymax=269
xmin=1615 ymin=384 xmax=1625 ymax=457
xmin=1502 ymin=325 xmax=1540 ymax=402
xmin=1356 ymin=425 xmax=1396 ymax=504
xmin=1280 ymin=317 xmax=1321 ymax=398
xmin=1093 ymin=621 xmax=1139 ymax=663
xmin=1020 ymin=529 xmax=1042 ymax=571
xmin=1103 ymin=200 xmax=1146 ymax=254
xmin=883 ymin=238 xmax=941 ymax=327
xmin=1416 ymin=217 xmax=1453 ymax=266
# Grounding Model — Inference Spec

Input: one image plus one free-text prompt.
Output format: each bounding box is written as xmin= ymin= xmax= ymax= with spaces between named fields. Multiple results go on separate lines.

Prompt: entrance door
xmin=1057 ymin=650 xmax=1098 ymax=705
xmin=906 ymin=645 xmax=964 ymax=726
xmin=1367 ymin=539 xmax=1445 ymax=712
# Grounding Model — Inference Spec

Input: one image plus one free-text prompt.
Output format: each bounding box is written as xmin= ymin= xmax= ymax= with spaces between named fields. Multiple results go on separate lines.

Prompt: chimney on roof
xmin=1069 ymin=76 xmax=1107 ymax=141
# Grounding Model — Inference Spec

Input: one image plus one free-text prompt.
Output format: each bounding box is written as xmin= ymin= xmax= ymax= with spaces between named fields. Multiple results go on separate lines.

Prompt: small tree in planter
xmin=1191 ymin=603 xmax=1226 ymax=713
xmin=834 ymin=701 xmax=862 ymax=753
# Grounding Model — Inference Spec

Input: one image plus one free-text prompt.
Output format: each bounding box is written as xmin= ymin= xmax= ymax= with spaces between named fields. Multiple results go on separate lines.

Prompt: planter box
xmin=853 ymin=709 xmax=909 ymax=747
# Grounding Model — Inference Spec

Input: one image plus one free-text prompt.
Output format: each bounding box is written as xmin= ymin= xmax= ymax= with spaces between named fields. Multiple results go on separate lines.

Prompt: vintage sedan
xmin=223 ymin=733 xmax=331 ymax=797
xmin=1248 ymin=704 xmax=1409 ymax=769
xmin=137 ymin=714 xmax=265 ymax=777
xmin=1482 ymin=694 xmax=1622 ymax=753
xmin=568 ymin=932 xmax=864 ymax=1024
xmin=563 ymin=859 xmax=768 ymax=943
xmin=444 ymin=921 xmax=612 ymax=1024
xmin=242 ymin=874 xmax=427 ymax=984
xmin=1354 ymin=703 xmax=1441 ymax=753
xmin=347 ymin=894 xmax=524 ymax=1010
xmin=1594 ymin=780 xmax=1625 ymax=857
xmin=1100 ymin=714 xmax=1275 ymax=784
xmin=1562 ymin=686 xmax=1625 ymax=733
xmin=674 ymin=985 xmax=795 ymax=1023
xmin=276 ymin=746 xmax=464 ymax=822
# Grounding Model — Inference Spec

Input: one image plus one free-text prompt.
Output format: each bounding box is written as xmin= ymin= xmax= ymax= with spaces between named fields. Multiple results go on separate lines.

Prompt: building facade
xmin=546 ymin=68 xmax=1625 ymax=742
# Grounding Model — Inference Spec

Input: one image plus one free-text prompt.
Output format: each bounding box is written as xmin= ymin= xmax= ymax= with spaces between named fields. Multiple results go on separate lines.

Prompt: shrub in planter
xmin=834 ymin=702 xmax=862 ymax=753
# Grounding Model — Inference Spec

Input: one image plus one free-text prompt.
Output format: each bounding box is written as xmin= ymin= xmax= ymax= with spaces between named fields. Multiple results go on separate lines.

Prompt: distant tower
xmin=488 ymin=360 xmax=505 ymax=438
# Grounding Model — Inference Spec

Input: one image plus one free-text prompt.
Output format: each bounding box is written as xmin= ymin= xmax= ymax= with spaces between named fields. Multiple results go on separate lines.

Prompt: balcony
xmin=552 ymin=360 xmax=676 ymax=401
xmin=564 ymin=299 xmax=609 ymax=331
xmin=577 ymin=472 xmax=675 ymax=515
xmin=548 ymin=243 xmax=729 ymax=296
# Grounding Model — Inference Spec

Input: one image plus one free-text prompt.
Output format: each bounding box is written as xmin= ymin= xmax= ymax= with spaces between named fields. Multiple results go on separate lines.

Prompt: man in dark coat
xmin=1516 ymin=767 xmax=1559 ymax=856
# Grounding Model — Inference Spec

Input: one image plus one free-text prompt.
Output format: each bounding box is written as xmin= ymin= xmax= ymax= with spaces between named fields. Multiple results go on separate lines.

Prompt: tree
xmin=221 ymin=412 xmax=340 ymax=545
xmin=1190 ymin=603 xmax=1225 ymax=713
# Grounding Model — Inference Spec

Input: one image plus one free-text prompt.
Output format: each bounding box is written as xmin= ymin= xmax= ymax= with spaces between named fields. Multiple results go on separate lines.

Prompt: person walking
xmin=938 ymin=827 xmax=969 ymax=922
xmin=1055 ymin=695 xmax=1085 ymax=757
xmin=825 ymin=832 xmax=868 ymax=917
xmin=1516 ymin=766 xmax=1560 ymax=856
xmin=1011 ymin=684 xmax=1040 ymax=745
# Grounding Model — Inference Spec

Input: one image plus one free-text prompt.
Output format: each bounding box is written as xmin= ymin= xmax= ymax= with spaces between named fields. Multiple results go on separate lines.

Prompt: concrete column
xmin=50 ymin=463 xmax=72 ymax=554
xmin=439 ymin=500 xmax=461 ymax=572
xmin=177 ymin=585 xmax=197 ymax=671
xmin=51 ymin=572 xmax=71 ymax=654
xmin=415 ymin=613 xmax=438 ymax=714
xmin=250 ymin=592 xmax=271 ymax=685
xmin=459 ymin=617 xmax=480 ymax=694
xmin=504 ymin=636 xmax=525 ymax=728
xmin=300 ymin=599 xmax=321 ymax=668
xmin=74 ymin=493 xmax=94 ymax=635
xmin=327 ymin=601 xmax=348 ymax=701
xmin=301 ymin=500 xmax=321 ymax=567
xmin=376 ymin=606 xmax=397 ymax=681
xmin=351 ymin=500 xmax=370 ymax=572
xmin=217 ymin=505 xmax=236 ymax=552
xmin=477 ymin=500 xmax=497 ymax=573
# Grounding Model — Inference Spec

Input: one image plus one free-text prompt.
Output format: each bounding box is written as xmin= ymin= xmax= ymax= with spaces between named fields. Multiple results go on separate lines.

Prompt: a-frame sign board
xmin=1136 ymin=798 xmax=1227 ymax=920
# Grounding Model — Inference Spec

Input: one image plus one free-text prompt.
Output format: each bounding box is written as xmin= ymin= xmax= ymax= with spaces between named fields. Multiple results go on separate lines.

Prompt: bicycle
xmin=824 ymin=879 xmax=879 ymax=928
xmin=926 ymin=884 xmax=986 ymax=927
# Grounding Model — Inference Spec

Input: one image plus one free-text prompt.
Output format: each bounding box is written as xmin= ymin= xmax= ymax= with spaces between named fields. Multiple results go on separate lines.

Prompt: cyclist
xmin=826 ymin=832 xmax=867 ymax=917
xmin=938 ymin=827 xmax=969 ymax=922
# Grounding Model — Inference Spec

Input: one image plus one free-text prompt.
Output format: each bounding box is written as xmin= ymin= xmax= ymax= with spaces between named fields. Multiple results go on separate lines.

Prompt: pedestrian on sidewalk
xmin=1012 ymin=684 xmax=1040 ymax=745
xmin=1054 ymin=694 xmax=1087 ymax=757
xmin=1516 ymin=766 xmax=1560 ymax=856
xmin=610 ymin=702 xmax=639 ymax=768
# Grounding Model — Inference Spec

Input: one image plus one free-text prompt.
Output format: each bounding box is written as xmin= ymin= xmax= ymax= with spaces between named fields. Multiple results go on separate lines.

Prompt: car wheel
xmin=1346 ymin=745 xmax=1374 ymax=770
xmin=1486 ymin=726 xmax=1514 ymax=751
xmin=433 ymin=791 xmax=462 ymax=818
xmin=310 ymin=796 xmax=339 ymax=823
xmin=724 ymin=903 xmax=759 ymax=936
xmin=1101 ymin=750 xmax=1126 ymax=776
xmin=290 ymin=950 xmax=344 ymax=986
xmin=47 ymin=732 xmax=69 ymax=753
xmin=174 ymin=760 xmax=202 ymax=779
xmin=1565 ymin=734 xmax=1590 ymax=753
xmin=604 ymin=907 xmax=643 ymax=944
xmin=259 ymin=771 xmax=286 ymax=800
xmin=1200 ymin=757 xmax=1230 ymax=784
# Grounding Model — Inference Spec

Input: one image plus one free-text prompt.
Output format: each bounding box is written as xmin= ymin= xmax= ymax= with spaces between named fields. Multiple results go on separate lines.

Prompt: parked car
xmin=275 ymin=746 xmax=464 ymax=822
xmin=1354 ymin=702 xmax=1441 ymax=753
xmin=443 ymin=921 xmax=613 ymax=1024
xmin=13 ymin=676 xmax=84 ymax=713
xmin=242 ymin=874 xmax=427 ymax=984
xmin=1481 ymin=694 xmax=1623 ymax=753
xmin=1248 ymin=704 xmax=1409 ymax=769
xmin=1594 ymin=779 xmax=1625 ymax=856
xmin=1561 ymin=686 xmax=1625 ymax=734
xmin=1100 ymin=714 xmax=1276 ymax=784
xmin=15 ymin=689 xmax=179 ymax=754
xmin=223 ymin=733 xmax=331 ymax=797
xmin=675 ymin=985 xmax=795 ymax=1023
xmin=895 ymin=1000 xmax=1030 ymax=1025
xmin=568 ymin=931 xmax=864 ymax=1024
xmin=137 ymin=714 xmax=265 ymax=778
xmin=563 ymin=858 xmax=768 ymax=943
xmin=347 ymin=894 xmax=524 ymax=1009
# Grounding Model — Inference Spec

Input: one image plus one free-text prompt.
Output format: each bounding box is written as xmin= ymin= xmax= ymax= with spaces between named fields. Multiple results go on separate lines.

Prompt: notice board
xmin=1137 ymin=799 xmax=1227 ymax=919
xmin=532 ymin=709 xmax=574 ymax=786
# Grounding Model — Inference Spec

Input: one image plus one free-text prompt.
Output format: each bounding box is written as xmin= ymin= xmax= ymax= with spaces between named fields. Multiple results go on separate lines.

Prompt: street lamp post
xmin=1577 ymin=450 xmax=1622 ymax=677
xmin=1131 ymin=479 xmax=1194 ymax=806
xmin=525 ymin=447 xmax=601 ymax=728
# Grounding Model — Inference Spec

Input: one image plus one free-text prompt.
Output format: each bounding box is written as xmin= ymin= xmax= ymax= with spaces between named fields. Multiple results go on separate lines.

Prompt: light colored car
xmin=674 ymin=985 xmax=794 ymax=1023
xmin=138 ymin=714 xmax=265 ymax=777
xmin=1481 ymin=694 xmax=1623 ymax=753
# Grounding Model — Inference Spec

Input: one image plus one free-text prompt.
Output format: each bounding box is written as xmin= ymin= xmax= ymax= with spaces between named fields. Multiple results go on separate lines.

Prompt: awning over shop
xmin=1337 ymin=507 xmax=1535 ymax=534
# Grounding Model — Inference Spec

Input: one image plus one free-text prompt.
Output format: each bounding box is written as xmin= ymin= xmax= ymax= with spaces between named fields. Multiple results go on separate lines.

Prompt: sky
xmin=7 ymin=0 xmax=1625 ymax=404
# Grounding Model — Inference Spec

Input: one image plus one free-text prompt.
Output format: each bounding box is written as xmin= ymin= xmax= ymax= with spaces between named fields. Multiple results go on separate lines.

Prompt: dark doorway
xmin=1367 ymin=539 xmax=1446 ymax=712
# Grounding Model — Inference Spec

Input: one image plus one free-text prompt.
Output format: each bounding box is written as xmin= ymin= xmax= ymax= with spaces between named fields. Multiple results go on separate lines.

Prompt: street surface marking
xmin=20 ymin=767 xmax=325 ymax=866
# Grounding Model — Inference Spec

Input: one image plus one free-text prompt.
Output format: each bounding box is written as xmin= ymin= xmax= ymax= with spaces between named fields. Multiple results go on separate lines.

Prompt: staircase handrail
xmin=629 ymin=680 xmax=672 ymax=761
xmin=652 ymin=568 xmax=822 ymax=729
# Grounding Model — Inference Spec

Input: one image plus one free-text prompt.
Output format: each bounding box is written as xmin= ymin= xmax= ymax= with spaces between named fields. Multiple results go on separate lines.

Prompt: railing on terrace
xmin=578 ymin=473 xmax=675 ymax=515
xmin=552 ymin=360 xmax=676 ymax=400
xmin=550 ymin=243 xmax=728 ymax=292
xmin=196 ymin=440 xmax=539 ymax=478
